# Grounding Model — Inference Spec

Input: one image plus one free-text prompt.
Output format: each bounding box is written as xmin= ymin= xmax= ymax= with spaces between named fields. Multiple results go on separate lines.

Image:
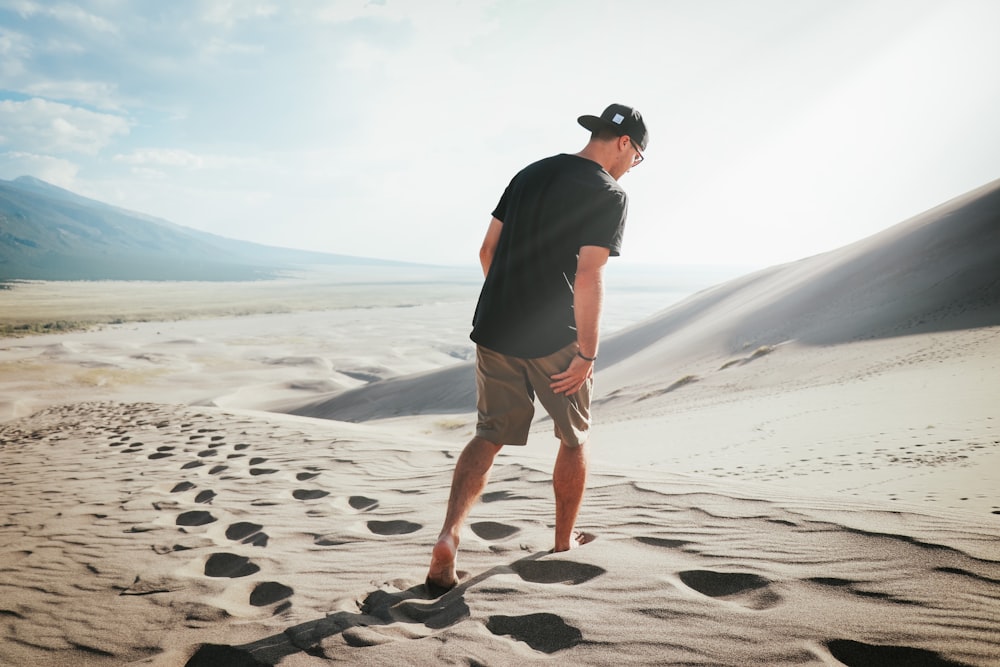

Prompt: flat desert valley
xmin=1 ymin=183 xmax=999 ymax=666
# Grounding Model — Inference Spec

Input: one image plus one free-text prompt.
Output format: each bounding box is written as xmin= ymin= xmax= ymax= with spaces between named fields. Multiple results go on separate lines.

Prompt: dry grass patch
xmin=638 ymin=374 xmax=699 ymax=401
xmin=434 ymin=418 xmax=469 ymax=431
xmin=720 ymin=344 xmax=777 ymax=370
xmin=72 ymin=367 xmax=168 ymax=389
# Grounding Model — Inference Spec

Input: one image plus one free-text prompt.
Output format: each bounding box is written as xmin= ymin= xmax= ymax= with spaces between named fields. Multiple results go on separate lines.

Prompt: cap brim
xmin=578 ymin=114 xmax=613 ymax=133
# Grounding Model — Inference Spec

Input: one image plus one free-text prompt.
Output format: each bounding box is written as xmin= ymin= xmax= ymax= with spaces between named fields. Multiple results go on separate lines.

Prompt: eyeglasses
xmin=628 ymin=137 xmax=644 ymax=166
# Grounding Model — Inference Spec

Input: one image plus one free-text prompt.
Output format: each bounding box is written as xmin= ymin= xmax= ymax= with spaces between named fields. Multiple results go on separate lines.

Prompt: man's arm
xmin=479 ymin=217 xmax=503 ymax=277
xmin=550 ymin=245 xmax=610 ymax=396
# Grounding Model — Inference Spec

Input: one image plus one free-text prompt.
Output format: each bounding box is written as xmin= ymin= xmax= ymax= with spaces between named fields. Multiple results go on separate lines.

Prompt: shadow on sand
xmin=184 ymin=549 xmax=599 ymax=665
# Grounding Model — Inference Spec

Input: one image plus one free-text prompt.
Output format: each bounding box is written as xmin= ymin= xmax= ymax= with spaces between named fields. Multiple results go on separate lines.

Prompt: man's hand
xmin=549 ymin=354 xmax=594 ymax=396
xmin=557 ymin=245 xmax=607 ymax=396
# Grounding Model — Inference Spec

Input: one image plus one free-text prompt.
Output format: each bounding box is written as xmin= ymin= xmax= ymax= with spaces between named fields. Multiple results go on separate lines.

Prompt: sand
xmin=2 ymin=400 xmax=999 ymax=666
xmin=1 ymin=180 xmax=999 ymax=665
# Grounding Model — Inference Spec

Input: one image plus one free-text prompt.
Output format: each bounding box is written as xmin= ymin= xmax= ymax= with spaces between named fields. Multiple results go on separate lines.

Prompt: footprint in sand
xmin=226 ymin=522 xmax=269 ymax=547
xmin=249 ymin=581 xmax=293 ymax=607
xmin=635 ymin=535 xmax=693 ymax=549
xmin=827 ymin=639 xmax=968 ymax=667
xmin=486 ymin=612 xmax=582 ymax=653
xmin=181 ymin=461 xmax=205 ymax=470
xmin=225 ymin=522 xmax=262 ymax=540
xmin=242 ymin=533 xmax=269 ymax=547
xmin=171 ymin=481 xmax=196 ymax=493
xmin=292 ymin=489 xmax=329 ymax=500
xmin=249 ymin=468 xmax=279 ymax=476
xmin=469 ymin=521 xmax=520 ymax=541
xmin=482 ymin=490 xmax=532 ymax=503
xmin=367 ymin=520 xmax=421 ymax=536
xmin=181 ymin=645 xmax=265 ymax=666
xmin=204 ymin=553 xmax=260 ymax=578
xmin=365 ymin=589 xmax=470 ymax=631
xmin=511 ymin=560 xmax=606 ymax=585
xmin=177 ymin=510 xmax=217 ymax=527
xmin=348 ymin=495 xmax=379 ymax=511
xmin=194 ymin=490 xmax=216 ymax=504
xmin=678 ymin=569 xmax=781 ymax=610
xmin=296 ymin=471 xmax=320 ymax=481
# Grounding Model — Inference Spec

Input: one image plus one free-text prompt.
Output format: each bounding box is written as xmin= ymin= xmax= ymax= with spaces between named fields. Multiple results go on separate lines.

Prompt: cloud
xmin=22 ymin=80 xmax=127 ymax=111
xmin=4 ymin=0 xmax=118 ymax=34
xmin=312 ymin=0 xmax=395 ymax=24
xmin=110 ymin=148 xmax=274 ymax=188
xmin=113 ymin=149 xmax=207 ymax=169
xmin=200 ymin=35 xmax=264 ymax=58
xmin=0 ymin=98 xmax=130 ymax=155
xmin=112 ymin=148 xmax=266 ymax=172
xmin=0 ymin=26 xmax=31 ymax=76
xmin=200 ymin=1 xmax=278 ymax=28
xmin=0 ymin=150 xmax=78 ymax=186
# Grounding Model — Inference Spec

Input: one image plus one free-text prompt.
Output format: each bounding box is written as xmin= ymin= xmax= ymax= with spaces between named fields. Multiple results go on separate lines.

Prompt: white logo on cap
xmin=612 ymin=113 xmax=625 ymax=124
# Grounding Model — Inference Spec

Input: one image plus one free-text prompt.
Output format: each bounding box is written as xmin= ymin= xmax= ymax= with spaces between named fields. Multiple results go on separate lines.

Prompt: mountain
xmin=283 ymin=177 xmax=1000 ymax=422
xmin=0 ymin=176 xmax=404 ymax=281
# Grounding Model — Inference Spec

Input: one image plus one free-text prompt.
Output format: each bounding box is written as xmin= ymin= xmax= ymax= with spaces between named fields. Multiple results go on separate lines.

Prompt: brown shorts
xmin=475 ymin=342 xmax=592 ymax=447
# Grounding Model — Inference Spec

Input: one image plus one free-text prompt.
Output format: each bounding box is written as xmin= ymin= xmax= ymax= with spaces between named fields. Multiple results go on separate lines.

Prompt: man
xmin=426 ymin=103 xmax=648 ymax=596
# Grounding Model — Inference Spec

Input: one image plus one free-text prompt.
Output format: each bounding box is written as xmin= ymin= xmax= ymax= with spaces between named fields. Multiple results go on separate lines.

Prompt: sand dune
xmin=285 ymin=178 xmax=1000 ymax=423
xmin=1 ymin=179 xmax=999 ymax=665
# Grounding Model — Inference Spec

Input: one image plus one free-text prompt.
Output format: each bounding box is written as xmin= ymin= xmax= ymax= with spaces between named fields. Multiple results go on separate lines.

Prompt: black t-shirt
xmin=470 ymin=153 xmax=627 ymax=358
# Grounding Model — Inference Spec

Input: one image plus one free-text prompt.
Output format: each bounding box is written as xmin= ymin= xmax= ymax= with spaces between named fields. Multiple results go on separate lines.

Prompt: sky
xmin=1 ymin=0 xmax=998 ymax=270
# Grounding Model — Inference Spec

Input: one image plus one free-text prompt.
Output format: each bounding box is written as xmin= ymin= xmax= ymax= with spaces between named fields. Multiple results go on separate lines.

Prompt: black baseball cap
xmin=578 ymin=103 xmax=649 ymax=151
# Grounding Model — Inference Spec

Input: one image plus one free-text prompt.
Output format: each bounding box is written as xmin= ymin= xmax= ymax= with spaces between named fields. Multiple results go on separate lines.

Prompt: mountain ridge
xmin=0 ymin=176 xmax=412 ymax=281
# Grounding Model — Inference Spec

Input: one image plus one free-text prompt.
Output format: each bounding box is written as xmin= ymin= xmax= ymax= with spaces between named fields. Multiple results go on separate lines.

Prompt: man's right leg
xmin=526 ymin=343 xmax=594 ymax=552
xmin=426 ymin=436 xmax=503 ymax=593
xmin=553 ymin=439 xmax=588 ymax=552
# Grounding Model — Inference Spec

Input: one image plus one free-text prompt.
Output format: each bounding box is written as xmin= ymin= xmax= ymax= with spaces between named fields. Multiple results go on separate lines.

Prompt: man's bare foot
xmin=553 ymin=530 xmax=596 ymax=553
xmin=425 ymin=535 xmax=458 ymax=597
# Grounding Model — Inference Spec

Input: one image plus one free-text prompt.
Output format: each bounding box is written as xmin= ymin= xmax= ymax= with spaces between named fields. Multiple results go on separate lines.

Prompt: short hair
xmin=590 ymin=128 xmax=622 ymax=143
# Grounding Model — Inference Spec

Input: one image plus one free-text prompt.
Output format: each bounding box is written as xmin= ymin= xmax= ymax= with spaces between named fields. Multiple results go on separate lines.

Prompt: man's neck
xmin=574 ymin=145 xmax=612 ymax=174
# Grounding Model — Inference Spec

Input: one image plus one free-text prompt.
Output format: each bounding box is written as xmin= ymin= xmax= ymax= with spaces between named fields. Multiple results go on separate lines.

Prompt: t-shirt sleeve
xmin=491 ymin=179 xmax=514 ymax=223
xmin=578 ymin=188 xmax=627 ymax=257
